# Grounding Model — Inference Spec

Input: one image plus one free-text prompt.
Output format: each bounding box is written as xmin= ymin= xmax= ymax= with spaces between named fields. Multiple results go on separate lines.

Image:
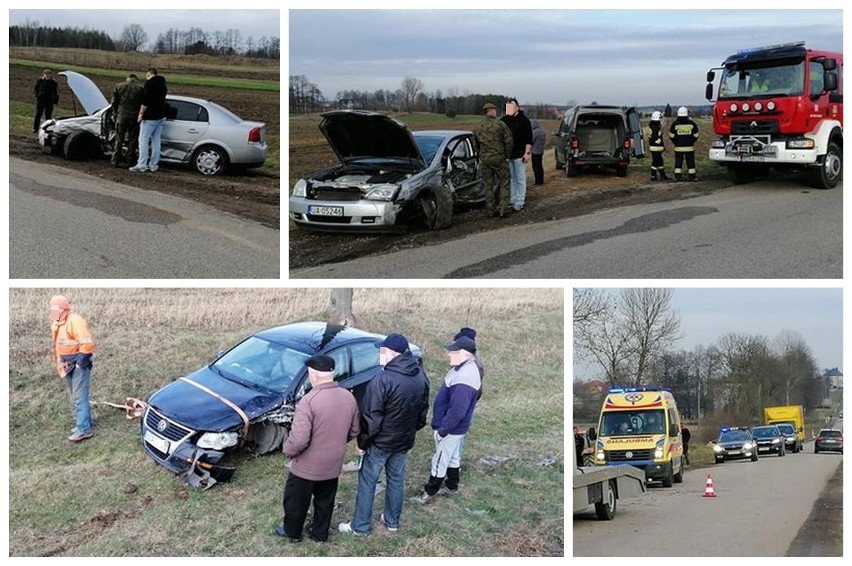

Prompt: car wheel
xmin=566 ymin=162 xmax=578 ymax=178
xmin=594 ymin=480 xmax=617 ymax=520
xmin=815 ymin=446 xmax=819 ymax=453
xmin=616 ymin=167 xmax=628 ymax=178
xmin=192 ymin=145 xmax=229 ymax=176
xmin=751 ymin=453 xmax=758 ymax=462
xmin=715 ymin=456 xmax=724 ymax=464
xmin=779 ymin=446 xmax=785 ymax=457
xmin=662 ymin=462 xmax=674 ymax=487
xmin=673 ymin=458 xmax=683 ymax=483
xmin=554 ymin=147 xmax=564 ymax=171
xmin=63 ymin=131 xmax=100 ymax=161
xmin=249 ymin=421 xmax=288 ymax=454
xmin=419 ymin=183 xmax=453 ymax=230
xmin=811 ymin=141 xmax=842 ymax=189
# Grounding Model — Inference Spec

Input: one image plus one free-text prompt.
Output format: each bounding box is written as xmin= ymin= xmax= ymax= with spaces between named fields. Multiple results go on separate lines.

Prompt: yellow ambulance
xmin=588 ymin=386 xmax=685 ymax=487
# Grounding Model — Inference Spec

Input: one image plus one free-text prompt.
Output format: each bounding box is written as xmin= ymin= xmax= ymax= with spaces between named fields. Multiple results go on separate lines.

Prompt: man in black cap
xmin=339 ymin=332 xmax=429 ymax=536
xmin=275 ymin=354 xmax=359 ymax=542
xmin=455 ymin=326 xmax=484 ymax=398
xmin=411 ymin=335 xmax=482 ymax=504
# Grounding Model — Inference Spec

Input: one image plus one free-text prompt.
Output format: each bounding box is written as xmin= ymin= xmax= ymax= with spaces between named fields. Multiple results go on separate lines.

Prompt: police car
xmin=713 ymin=427 xmax=759 ymax=464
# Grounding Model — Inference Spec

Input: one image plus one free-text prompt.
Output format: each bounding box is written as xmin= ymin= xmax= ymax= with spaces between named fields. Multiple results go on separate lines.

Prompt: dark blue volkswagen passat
xmin=140 ymin=321 xmax=420 ymax=487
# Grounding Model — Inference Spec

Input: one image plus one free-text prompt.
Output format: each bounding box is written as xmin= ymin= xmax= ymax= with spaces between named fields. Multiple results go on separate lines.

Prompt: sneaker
xmin=379 ymin=513 xmax=398 ymax=532
xmin=68 ymin=430 xmax=93 ymax=442
xmin=129 ymin=165 xmax=147 ymax=172
xmin=148 ymin=165 xmax=159 ymax=172
xmin=338 ymin=522 xmax=367 ymax=536
xmin=409 ymin=490 xmax=433 ymax=505
xmin=437 ymin=486 xmax=459 ymax=497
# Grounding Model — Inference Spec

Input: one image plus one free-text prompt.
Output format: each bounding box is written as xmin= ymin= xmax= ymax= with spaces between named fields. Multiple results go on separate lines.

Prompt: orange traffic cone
xmin=703 ymin=473 xmax=717 ymax=497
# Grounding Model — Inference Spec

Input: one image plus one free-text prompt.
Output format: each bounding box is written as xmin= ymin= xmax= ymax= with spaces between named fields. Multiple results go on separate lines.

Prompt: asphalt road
xmin=290 ymin=180 xmax=842 ymax=279
xmin=573 ymin=440 xmax=842 ymax=556
xmin=9 ymin=157 xmax=280 ymax=279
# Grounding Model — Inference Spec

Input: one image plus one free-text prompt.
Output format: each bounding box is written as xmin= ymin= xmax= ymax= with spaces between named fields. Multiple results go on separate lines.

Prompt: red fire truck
xmin=705 ymin=42 xmax=842 ymax=189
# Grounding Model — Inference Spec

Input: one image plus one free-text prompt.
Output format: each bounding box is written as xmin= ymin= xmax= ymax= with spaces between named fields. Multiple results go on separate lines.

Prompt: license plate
xmin=144 ymin=430 xmax=170 ymax=454
xmin=739 ymin=155 xmax=765 ymax=162
xmin=308 ymin=205 xmax=344 ymax=217
xmin=729 ymin=450 xmax=741 ymax=455
xmin=824 ymin=439 xmax=837 ymax=443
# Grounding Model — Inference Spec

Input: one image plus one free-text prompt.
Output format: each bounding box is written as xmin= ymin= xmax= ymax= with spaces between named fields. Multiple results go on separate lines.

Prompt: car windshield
xmin=720 ymin=430 xmax=751 ymax=442
xmin=413 ymin=134 xmax=445 ymax=164
xmin=600 ymin=410 xmax=665 ymax=436
xmin=819 ymin=430 xmax=842 ymax=438
xmin=776 ymin=424 xmax=795 ymax=435
xmin=751 ymin=427 xmax=778 ymax=439
xmin=211 ymin=336 xmax=309 ymax=393
xmin=718 ymin=59 xmax=806 ymax=99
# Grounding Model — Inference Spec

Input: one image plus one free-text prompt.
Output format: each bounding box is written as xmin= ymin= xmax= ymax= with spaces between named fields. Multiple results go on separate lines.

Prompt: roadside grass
xmin=8 ymin=288 xmax=564 ymax=557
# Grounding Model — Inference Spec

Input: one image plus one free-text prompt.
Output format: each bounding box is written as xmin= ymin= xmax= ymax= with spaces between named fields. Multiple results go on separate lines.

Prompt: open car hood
xmin=60 ymin=70 xmax=109 ymax=115
xmin=319 ymin=110 xmax=425 ymax=166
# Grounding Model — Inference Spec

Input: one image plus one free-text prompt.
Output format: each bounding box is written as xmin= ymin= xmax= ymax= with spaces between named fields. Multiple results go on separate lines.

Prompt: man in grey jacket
xmin=275 ymin=355 xmax=360 ymax=543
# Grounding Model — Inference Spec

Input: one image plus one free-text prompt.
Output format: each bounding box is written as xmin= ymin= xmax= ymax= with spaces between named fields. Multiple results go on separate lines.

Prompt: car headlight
xmin=292 ymin=179 xmax=307 ymax=197
xmin=712 ymin=139 xmax=726 ymax=149
xmin=713 ymin=444 xmax=724 ymax=452
xmin=364 ymin=184 xmax=399 ymax=201
xmin=596 ymin=450 xmax=605 ymax=461
xmin=197 ymin=431 xmax=239 ymax=450
xmin=772 ymin=438 xmax=780 ymax=444
xmin=787 ymin=138 xmax=815 ymax=149
xmin=743 ymin=442 xmax=753 ymax=450
xmin=654 ymin=447 xmax=664 ymax=458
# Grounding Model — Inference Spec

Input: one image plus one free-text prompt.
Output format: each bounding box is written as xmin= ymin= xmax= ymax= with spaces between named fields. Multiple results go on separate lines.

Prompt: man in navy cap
xmin=339 ymin=333 xmax=430 ymax=536
xmin=275 ymin=354 xmax=359 ymax=542
xmin=411 ymin=335 xmax=482 ymax=504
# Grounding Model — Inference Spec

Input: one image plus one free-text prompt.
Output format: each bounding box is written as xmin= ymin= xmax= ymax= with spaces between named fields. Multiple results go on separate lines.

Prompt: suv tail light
xmin=624 ymin=137 xmax=632 ymax=150
xmin=248 ymin=127 xmax=262 ymax=143
xmin=570 ymin=137 xmax=578 ymax=150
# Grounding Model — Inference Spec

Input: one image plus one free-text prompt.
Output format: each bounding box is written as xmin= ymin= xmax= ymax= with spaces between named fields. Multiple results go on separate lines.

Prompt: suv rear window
xmin=819 ymin=430 xmax=842 ymax=438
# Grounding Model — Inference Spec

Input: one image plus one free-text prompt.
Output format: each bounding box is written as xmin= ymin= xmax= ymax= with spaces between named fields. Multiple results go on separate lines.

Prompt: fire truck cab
xmin=705 ymin=42 xmax=842 ymax=189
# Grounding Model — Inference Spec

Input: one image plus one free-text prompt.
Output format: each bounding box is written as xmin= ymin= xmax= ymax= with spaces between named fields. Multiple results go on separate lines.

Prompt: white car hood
xmin=60 ymin=70 xmax=109 ymax=115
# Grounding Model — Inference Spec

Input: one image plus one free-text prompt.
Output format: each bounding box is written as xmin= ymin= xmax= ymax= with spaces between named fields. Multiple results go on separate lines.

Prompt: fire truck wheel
xmin=812 ymin=141 xmax=842 ymax=189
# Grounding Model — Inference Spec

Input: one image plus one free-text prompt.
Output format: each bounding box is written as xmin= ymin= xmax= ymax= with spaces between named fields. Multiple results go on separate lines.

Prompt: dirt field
xmin=288 ymin=113 xmax=734 ymax=270
xmin=10 ymin=62 xmax=279 ymax=228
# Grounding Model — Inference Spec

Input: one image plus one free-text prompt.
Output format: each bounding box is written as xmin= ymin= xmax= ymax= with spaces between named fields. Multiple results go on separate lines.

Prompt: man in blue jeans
xmin=50 ymin=295 xmax=95 ymax=443
xmin=130 ymin=68 xmax=168 ymax=173
xmin=339 ymin=333 xmax=429 ymax=536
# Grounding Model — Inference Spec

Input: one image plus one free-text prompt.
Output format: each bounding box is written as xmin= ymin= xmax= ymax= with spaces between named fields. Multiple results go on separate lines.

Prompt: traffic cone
xmin=703 ymin=473 xmax=717 ymax=497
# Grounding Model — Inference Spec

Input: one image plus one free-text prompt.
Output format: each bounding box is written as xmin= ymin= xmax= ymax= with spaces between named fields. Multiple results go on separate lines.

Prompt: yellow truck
xmin=764 ymin=405 xmax=805 ymax=453
xmin=587 ymin=386 xmax=685 ymax=487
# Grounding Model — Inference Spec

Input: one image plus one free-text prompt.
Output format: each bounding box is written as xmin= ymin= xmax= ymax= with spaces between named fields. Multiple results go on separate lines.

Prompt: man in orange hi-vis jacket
xmin=50 ymin=295 xmax=95 ymax=443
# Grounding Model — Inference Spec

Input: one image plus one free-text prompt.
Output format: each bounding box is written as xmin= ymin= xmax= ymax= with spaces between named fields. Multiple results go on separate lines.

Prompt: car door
xmin=336 ymin=341 xmax=382 ymax=409
xmin=161 ymin=99 xmax=210 ymax=161
xmin=625 ymin=107 xmax=646 ymax=158
xmin=444 ymin=135 xmax=482 ymax=202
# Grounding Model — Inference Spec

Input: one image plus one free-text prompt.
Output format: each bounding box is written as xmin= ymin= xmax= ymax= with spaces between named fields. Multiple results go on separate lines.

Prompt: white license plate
xmin=739 ymin=155 xmax=765 ymax=162
xmin=144 ymin=430 xmax=171 ymax=454
xmin=728 ymin=450 xmax=741 ymax=455
xmin=308 ymin=205 xmax=344 ymax=217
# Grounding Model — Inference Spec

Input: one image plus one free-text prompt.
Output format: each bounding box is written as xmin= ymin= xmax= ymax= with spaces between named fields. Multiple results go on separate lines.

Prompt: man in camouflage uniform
xmin=474 ymin=102 xmax=513 ymax=218
xmin=111 ymin=73 xmax=144 ymax=167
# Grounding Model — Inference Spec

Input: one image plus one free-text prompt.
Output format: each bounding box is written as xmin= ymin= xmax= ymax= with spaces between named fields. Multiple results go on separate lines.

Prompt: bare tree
xmin=574 ymin=290 xmax=632 ymax=385
xmin=774 ymin=330 xmax=817 ymax=405
xmin=621 ymin=288 xmax=681 ymax=386
xmin=401 ymin=76 xmax=423 ymax=113
xmin=328 ymin=289 xmax=355 ymax=327
xmin=573 ymin=289 xmax=610 ymax=327
xmin=120 ymin=24 xmax=148 ymax=52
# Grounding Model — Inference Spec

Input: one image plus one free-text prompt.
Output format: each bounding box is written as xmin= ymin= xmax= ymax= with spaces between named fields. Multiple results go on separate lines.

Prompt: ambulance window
xmin=668 ymin=408 xmax=678 ymax=435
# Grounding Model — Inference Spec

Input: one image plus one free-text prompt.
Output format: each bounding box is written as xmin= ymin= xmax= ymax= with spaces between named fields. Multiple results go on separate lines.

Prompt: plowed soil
xmin=10 ymin=63 xmax=279 ymax=229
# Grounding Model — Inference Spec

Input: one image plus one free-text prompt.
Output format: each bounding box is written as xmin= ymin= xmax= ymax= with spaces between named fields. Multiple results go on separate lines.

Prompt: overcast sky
xmin=289 ymin=9 xmax=842 ymax=107
xmin=9 ymin=9 xmax=280 ymax=49
xmin=574 ymin=288 xmax=843 ymax=381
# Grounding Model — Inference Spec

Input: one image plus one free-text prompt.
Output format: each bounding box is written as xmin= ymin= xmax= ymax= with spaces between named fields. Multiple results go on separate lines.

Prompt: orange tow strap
xmin=178 ymin=377 xmax=250 ymax=440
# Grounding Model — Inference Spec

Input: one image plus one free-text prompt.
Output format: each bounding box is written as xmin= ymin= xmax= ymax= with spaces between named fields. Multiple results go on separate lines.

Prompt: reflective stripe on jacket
xmin=669 ymin=118 xmax=699 ymax=152
xmin=52 ymin=313 xmax=95 ymax=377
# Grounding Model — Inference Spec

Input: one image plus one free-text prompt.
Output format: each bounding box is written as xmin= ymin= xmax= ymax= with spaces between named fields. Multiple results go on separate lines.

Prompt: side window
xmin=327 ymin=348 xmax=350 ymax=381
xmin=668 ymin=408 xmax=679 ymax=435
xmin=350 ymin=342 xmax=379 ymax=375
xmin=810 ymin=61 xmax=825 ymax=96
xmin=168 ymin=100 xmax=209 ymax=123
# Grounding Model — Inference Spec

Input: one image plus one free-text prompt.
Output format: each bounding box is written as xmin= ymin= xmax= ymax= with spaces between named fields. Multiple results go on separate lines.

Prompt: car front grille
xmin=145 ymin=407 xmax=195 ymax=442
xmin=306 ymin=214 xmax=352 ymax=223
xmin=731 ymin=120 xmax=780 ymax=135
xmin=310 ymin=188 xmax=362 ymax=201
xmin=606 ymin=449 xmax=653 ymax=462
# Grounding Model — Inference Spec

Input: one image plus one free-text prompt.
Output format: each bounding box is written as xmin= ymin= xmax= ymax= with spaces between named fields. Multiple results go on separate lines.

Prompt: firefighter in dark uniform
xmin=474 ymin=102 xmax=514 ymax=218
xmin=111 ymin=74 xmax=145 ymax=167
xmin=33 ymin=69 xmax=59 ymax=134
xmin=648 ymin=111 xmax=668 ymax=181
xmin=669 ymin=106 xmax=699 ymax=181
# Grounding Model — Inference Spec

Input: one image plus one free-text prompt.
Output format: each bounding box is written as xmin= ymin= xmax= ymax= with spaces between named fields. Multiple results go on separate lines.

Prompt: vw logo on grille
xmin=624 ymin=393 xmax=643 ymax=403
xmin=157 ymin=419 xmax=168 ymax=432
xmin=625 ymin=451 xmax=634 ymax=459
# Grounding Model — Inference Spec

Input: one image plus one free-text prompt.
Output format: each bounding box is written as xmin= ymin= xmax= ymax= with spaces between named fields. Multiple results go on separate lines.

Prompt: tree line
xmin=573 ymin=289 xmax=832 ymax=423
xmin=10 ymin=21 xmax=279 ymax=59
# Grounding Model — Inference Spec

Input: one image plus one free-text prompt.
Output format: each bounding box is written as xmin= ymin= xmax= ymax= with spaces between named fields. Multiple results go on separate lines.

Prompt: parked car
xmin=750 ymin=424 xmax=786 ymax=456
xmin=140 ymin=321 xmax=421 ymax=487
xmin=713 ymin=427 xmax=759 ymax=463
xmin=552 ymin=104 xmax=645 ymax=177
xmin=814 ymin=428 xmax=843 ymax=453
xmin=289 ymin=110 xmax=483 ymax=232
xmin=38 ymin=70 xmax=267 ymax=175
xmin=775 ymin=423 xmax=802 ymax=453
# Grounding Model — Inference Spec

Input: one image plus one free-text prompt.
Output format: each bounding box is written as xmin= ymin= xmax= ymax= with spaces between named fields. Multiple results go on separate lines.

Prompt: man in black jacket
xmin=339 ymin=332 xmax=429 ymax=536
xmin=500 ymin=97 xmax=533 ymax=212
xmin=130 ymin=68 xmax=168 ymax=172
xmin=33 ymin=69 xmax=59 ymax=134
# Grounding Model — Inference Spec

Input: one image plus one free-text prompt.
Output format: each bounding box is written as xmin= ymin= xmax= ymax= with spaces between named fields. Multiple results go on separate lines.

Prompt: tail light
xmin=248 ymin=127 xmax=263 ymax=143
xmin=570 ymin=137 xmax=578 ymax=150
xmin=624 ymin=137 xmax=632 ymax=150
